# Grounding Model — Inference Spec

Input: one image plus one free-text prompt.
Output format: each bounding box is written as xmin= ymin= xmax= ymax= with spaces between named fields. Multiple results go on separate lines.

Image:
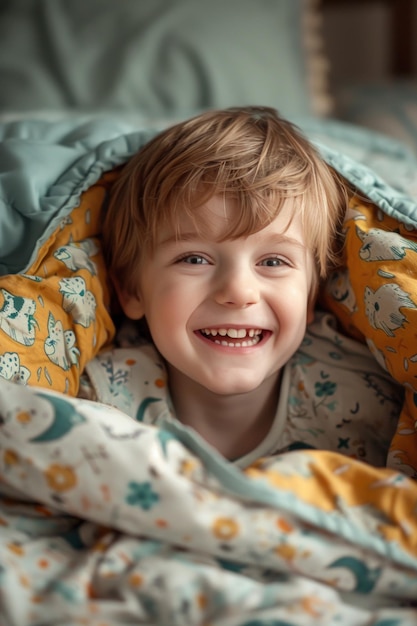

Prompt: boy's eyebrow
xmin=158 ymin=232 xmax=203 ymax=246
xmin=260 ymin=232 xmax=308 ymax=250
xmin=159 ymin=231 xmax=308 ymax=251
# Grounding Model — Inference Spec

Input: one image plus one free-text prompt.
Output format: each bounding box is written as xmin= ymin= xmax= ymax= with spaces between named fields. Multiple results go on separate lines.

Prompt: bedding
xmin=1 ymin=116 xmax=417 ymax=624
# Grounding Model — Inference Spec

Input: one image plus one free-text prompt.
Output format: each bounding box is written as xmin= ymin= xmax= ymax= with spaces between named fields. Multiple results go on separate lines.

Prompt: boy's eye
xmin=259 ymin=257 xmax=287 ymax=267
xmin=178 ymin=254 xmax=209 ymax=265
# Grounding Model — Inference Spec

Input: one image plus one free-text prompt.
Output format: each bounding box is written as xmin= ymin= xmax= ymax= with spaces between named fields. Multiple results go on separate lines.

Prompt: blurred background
xmin=0 ymin=0 xmax=416 ymax=153
xmin=323 ymin=0 xmax=416 ymax=86
xmin=322 ymin=0 xmax=417 ymax=152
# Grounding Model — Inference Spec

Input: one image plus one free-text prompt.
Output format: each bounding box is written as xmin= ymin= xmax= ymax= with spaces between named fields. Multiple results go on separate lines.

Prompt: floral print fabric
xmin=0 ymin=379 xmax=416 ymax=625
xmin=84 ymin=311 xmax=402 ymax=469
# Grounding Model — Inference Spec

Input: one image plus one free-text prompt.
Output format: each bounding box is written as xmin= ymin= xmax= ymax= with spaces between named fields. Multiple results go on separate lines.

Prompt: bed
xmin=0 ymin=1 xmax=417 ymax=624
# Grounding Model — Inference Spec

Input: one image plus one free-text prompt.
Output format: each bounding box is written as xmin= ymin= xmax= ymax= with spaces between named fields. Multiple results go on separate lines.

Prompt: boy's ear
xmin=113 ymin=280 xmax=145 ymax=320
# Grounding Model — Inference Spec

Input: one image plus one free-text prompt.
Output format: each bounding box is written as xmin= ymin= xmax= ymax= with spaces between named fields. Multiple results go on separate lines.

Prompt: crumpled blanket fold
xmin=0 ymin=380 xmax=416 ymax=625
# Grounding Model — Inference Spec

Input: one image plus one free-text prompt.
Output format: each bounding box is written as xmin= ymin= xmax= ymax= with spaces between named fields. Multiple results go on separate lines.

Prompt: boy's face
xmin=118 ymin=195 xmax=316 ymax=397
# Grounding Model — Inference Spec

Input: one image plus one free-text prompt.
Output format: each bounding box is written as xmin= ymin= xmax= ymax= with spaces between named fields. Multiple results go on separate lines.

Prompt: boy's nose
xmin=213 ymin=266 xmax=260 ymax=308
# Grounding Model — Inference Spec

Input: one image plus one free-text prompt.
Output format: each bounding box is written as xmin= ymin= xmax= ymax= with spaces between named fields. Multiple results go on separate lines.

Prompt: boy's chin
xmin=167 ymin=363 xmax=280 ymax=397
xmin=200 ymin=375 xmax=273 ymax=397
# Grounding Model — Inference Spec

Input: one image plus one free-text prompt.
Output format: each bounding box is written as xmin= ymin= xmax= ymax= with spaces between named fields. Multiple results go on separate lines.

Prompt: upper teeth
xmin=202 ymin=328 xmax=262 ymax=338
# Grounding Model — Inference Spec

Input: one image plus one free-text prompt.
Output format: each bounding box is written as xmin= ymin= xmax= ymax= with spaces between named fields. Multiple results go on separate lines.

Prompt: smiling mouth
xmin=199 ymin=328 xmax=263 ymax=347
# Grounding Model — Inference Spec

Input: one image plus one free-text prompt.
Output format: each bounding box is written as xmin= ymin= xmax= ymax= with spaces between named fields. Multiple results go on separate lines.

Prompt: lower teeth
xmin=213 ymin=337 xmax=260 ymax=347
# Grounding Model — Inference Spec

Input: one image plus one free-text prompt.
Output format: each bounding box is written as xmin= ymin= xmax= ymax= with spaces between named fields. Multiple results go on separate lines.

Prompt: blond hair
xmin=103 ymin=107 xmax=348 ymax=296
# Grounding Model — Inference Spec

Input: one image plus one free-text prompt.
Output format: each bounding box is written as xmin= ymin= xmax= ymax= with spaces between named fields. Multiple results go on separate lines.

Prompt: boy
xmin=82 ymin=107 xmax=401 ymax=466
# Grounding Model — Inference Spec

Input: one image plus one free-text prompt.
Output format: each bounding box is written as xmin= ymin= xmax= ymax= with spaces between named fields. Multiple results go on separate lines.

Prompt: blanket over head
xmin=0 ymin=115 xmax=417 ymax=624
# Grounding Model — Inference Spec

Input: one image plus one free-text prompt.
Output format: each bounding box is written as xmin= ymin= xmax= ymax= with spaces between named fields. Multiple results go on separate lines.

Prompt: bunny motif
xmin=0 ymin=289 xmax=39 ymax=345
xmin=356 ymin=226 xmax=417 ymax=262
xmin=364 ymin=283 xmax=417 ymax=336
xmin=59 ymin=277 xmax=97 ymax=328
xmin=44 ymin=313 xmax=80 ymax=370
xmin=0 ymin=351 xmax=31 ymax=384
xmin=54 ymin=238 xmax=99 ymax=275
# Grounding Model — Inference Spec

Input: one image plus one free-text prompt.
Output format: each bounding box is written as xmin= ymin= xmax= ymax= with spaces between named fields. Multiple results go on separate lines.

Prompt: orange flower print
xmin=212 ymin=517 xmax=240 ymax=541
xmin=276 ymin=517 xmax=294 ymax=533
xmin=44 ymin=464 xmax=77 ymax=492
xmin=129 ymin=573 xmax=144 ymax=588
xmin=7 ymin=542 xmax=24 ymax=556
xmin=4 ymin=449 xmax=19 ymax=467
xmin=16 ymin=411 xmax=32 ymax=425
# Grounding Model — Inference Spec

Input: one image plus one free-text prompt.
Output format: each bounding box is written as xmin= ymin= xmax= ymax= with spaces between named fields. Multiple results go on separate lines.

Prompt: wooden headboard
xmin=322 ymin=0 xmax=415 ymax=77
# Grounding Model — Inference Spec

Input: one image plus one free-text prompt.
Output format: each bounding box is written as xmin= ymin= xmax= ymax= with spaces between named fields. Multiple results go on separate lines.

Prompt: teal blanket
xmin=1 ymin=115 xmax=417 ymax=275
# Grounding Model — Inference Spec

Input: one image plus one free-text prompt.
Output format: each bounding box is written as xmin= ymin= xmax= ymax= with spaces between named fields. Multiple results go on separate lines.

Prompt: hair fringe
xmin=103 ymin=107 xmax=350 ymax=297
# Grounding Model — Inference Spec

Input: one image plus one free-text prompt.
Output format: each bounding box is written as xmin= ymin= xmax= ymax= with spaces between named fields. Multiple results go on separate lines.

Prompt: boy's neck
xmin=167 ymin=368 xmax=281 ymax=461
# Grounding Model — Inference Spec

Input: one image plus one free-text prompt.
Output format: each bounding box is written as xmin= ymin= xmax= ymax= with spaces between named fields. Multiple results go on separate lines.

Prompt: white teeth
xmin=201 ymin=328 xmax=264 ymax=347
xmin=228 ymin=328 xmax=247 ymax=339
xmin=202 ymin=328 xmax=261 ymax=339
xmin=213 ymin=336 xmax=261 ymax=348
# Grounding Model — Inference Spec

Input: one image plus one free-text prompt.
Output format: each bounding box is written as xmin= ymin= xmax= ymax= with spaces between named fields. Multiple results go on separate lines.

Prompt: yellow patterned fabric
xmin=0 ymin=170 xmax=117 ymax=396
xmin=321 ymin=194 xmax=417 ymax=478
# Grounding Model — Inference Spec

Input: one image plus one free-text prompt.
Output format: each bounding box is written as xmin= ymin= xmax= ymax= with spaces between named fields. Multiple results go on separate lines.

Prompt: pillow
xmin=0 ymin=0 xmax=331 ymax=120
